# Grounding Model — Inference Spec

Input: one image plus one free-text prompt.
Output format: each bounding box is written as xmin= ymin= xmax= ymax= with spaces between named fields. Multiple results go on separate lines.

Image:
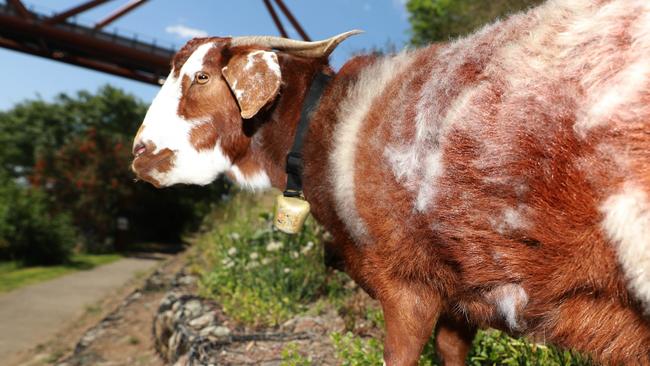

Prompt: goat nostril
xmin=133 ymin=142 xmax=146 ymax=157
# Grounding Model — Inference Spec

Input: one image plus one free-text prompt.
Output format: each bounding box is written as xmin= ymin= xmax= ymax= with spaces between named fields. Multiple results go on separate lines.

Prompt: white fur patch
xmin=490 ymin=205 xmax=531 ymax=234
xmin=330 ymin=53 xmax=414 ymax=243
xmin=487 ymin=283 xmax=529 ymax=331
xmin=560 ymin=0 xmax=650 ymax=137
xmin=384 ymin=69 xmax=483 ymax=212
xmin=229 ymin=166 xmax=271 ymax=191
xmin=245 ymin=50 xmax=281 ymax=77
xmin=231 ymin=80 xmax=244 ymax=99
xmin=136 ymin=42 xmax=233 ymax=186
xmin=601 ymin=184 xmax=650 ymax=314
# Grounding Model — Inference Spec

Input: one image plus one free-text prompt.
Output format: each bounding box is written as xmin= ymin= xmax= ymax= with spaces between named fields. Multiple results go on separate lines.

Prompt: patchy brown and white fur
xmin=132 ymin=0 xmax=650 ymax=364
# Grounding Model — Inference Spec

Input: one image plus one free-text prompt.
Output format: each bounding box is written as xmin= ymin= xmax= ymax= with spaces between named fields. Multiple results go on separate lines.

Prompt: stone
xmin=189 ymin=313 xmax=214 ymax=329
xmin=178 ymin=275 xmax=196 ymax=285
xmin=174 ymin=309 xmax=184 ymax=322
xmin=283 ymin=316 xmax=325 ymax=334
xmin=173 ymin=354 xmax=189 ymax=366
xmin=168 ymin=331 xmax=179 ymax=352
xmin=184 ymin=299 xmax=202 ymax=318
xmin=171 ymin=299 xmax=181 ymax=312
xmin=201 ymin=325 xmax=231 ymax=338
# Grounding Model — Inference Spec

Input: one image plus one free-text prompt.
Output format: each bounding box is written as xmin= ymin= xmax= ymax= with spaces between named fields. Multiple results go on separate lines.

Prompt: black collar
xmin=283 ymin=71 xmax=331 ymax=197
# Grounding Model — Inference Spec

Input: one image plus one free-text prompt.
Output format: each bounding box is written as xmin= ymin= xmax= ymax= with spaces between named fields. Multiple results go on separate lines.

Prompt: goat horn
xmin=230 ymin=30 xmax=363 ymax=58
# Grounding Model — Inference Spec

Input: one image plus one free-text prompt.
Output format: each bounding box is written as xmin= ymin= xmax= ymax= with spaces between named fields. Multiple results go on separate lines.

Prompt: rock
xmin=282 ymin=316 xmax=325 ymax=333
xmin=213 ymin=326 xmax=231 ymax=337
xmin=199 ymin=325 xmax=215 ymax=337
xmin=200 ymin=325 xmax=231 ymax=338
xmin=159 ymin=293 xmax=176 ymax=311
xmin=172 ymin=299 xmax=181 ymax=312
xmin=178 ymin=275 xmax=196 ymax=286
xmin=184 ymin=299 xmax=202 ymax=318
xmin=173 ymin=354 xmax=189 ymax=366
xmin=145 ymin=275 xmax=165 ymax=291
xmin=189 ymin=313 xmax=214 ymax=329
xmin=174 ymin=309 xmax=184 ymax=322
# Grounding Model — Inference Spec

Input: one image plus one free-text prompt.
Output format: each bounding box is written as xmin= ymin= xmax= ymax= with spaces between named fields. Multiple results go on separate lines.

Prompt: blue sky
xmin=0 ymin=0 xmax=411 ymax=111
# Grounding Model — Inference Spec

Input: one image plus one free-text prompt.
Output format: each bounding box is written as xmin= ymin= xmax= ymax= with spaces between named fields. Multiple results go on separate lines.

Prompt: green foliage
xmin=406 ymin=0 xmax=543 ymax=45
xmin=467 ymin=330 xmax=592 ymax=366
xmin=0 ymin=86 xmax=146 ymax=177
xmin=31 ymin=127 xmax=134 ymax=247
xmin=330 ymin=328 xmax=592 ymax=366
xmin=0 ymin=86 xmax=229 ymax=250
xmin=0 ymin=176 xmax=76 ymax=265
xmin=280 ymin=342 xmax=313 ymax=366
xmin=197 ymin=193 xmax=350 ymax=327
xmin=330 ymin=332 xmax=384 ymax=366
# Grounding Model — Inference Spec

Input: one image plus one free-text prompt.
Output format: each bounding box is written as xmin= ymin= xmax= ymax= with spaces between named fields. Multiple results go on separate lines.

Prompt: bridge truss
xmin=0 ymin=0 xmax=308 ymax=85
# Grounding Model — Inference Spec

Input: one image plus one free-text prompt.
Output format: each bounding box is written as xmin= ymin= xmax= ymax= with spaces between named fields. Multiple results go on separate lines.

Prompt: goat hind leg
xmin=381 ymin=286 xmax=442 ymax=366
xmin=435 ymin=314 xmax=476 ymax=366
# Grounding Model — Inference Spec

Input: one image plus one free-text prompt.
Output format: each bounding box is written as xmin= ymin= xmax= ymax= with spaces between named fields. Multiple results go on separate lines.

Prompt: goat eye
xmin=195 ymin=72 xmax=209 ymax=84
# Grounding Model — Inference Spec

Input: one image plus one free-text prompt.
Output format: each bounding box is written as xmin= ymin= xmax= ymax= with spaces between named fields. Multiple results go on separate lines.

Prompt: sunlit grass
xmin=0 ymin=253 xmax=122 ymax=293
xmin=195 ymin=191 xmax=350 ymax=327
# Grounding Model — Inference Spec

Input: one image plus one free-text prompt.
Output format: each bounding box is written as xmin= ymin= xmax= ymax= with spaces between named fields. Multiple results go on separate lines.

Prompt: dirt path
xmin=0 ymin=256 xmax=162 ymax=363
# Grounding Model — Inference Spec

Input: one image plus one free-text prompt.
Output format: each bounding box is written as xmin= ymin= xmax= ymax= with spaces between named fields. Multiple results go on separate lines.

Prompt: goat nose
xmin=133 ymin=141 xmax=147 ymax=157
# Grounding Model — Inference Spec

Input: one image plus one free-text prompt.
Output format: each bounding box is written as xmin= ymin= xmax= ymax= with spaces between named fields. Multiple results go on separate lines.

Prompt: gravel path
xmin=0 ymin=256 xmax=161 ymax=361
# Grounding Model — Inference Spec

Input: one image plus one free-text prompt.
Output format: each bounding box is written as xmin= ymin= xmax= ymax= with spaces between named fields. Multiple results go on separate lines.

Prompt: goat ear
xmin=221 ymin=50 xmax=281 ymax=119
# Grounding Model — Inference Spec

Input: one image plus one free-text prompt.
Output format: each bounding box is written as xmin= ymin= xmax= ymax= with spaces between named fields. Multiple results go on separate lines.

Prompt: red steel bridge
xmin=0 ymin=0 xmax=309 ymax=85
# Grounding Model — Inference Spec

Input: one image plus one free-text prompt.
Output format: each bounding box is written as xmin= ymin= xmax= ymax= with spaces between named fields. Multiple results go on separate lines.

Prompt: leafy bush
xmin=468 ymin=330 xmax=592 ymax=366
xmin=197 ymin=192 xmax=350 ymax=327
xmin=330 ymin=332 xmax=384 ymax=366
xmin=280 ymin=343 xmax=314 ymax=366
xmin=330 ymin=329 xmax=592 ymax=366
xmin=0 ymin=86 xmax=229 ymax=251
xmin=406 ymin=0 xmax=543 ymax=45
xmin=0 ymin=177 xmax=76 ymax=265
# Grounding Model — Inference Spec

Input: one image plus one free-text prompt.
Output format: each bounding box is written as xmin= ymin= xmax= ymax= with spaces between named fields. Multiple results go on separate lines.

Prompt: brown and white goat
xmin=132 ymin=0 xmax=650 ymax=364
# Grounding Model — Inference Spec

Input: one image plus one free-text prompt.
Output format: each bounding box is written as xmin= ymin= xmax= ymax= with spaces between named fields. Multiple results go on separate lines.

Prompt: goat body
xmin=132 ymin=0 xmax=650 ymax=364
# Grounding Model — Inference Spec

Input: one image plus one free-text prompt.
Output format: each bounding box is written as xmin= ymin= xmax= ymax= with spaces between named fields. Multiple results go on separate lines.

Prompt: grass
xmin=0 ymin=253 xmax=122 ymax=293
xmin=195 ymin=192 xmax=350 ymax=327
xmin=195 ymin=192 xmax=592 ymax=365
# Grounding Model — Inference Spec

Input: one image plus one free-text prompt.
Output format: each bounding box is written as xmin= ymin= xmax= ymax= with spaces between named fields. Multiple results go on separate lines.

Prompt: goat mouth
xmin=131 ymin=148 xmax=175 ymax=187
xmin=134 ymin=145 xmax=147 ymax=157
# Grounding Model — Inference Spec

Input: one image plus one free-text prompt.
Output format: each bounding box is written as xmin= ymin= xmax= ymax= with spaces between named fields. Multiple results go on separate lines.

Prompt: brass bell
xmin=274 ymin=193 xmax=310 ymax=234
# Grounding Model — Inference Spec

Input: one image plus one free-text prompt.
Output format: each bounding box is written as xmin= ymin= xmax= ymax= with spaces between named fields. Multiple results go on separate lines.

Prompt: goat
xmin=131 ymin=0 xmax=650 ymax=364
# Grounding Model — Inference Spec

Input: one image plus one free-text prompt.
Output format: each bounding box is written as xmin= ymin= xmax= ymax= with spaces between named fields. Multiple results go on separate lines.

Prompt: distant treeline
xmin=0 ymin=86 xmax=228 ymax=265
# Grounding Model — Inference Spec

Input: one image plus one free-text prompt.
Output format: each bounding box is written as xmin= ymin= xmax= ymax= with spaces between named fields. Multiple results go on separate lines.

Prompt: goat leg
xmin=381 ymin=285 xmax=442 ymax=366
xmin=434 ymin=314 xmax=476 ymax=366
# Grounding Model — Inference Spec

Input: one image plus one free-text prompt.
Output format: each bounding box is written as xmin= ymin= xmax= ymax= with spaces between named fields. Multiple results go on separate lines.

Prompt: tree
xmin=406 ymin=0 xmax=543 ymax=46
xmin=0 ymin=86 xmax=146 ymax=178
xmin=0 ymin=173 xmax=76 ymax=265
xmin=0 ymin=86 xmax=229 ymax=252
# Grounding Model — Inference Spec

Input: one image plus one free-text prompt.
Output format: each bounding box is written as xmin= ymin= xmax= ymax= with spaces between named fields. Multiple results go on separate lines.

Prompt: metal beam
xmin=7 ymin=0 xmax=32 ymax=20
xmin=0 ymin=6 xmax=173 ymax=86
xmin=0 ymin=14 xmax=168 ymax=67
xmin=0 ymin=37 xmax=159 ymax=84
xmin=262 ymin=0 xmax=288 ymax=38
xmin=94 ymin=0 xmax=148 ymax=30
xmin=45 ymin=0 xmax=114 ymax=26
xmin=272 ymin=0 xmax=310 ymax=41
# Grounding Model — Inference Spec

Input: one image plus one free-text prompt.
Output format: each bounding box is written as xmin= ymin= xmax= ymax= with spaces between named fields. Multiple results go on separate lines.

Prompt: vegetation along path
xmin=0 ymin=256 xmax=162 ymax=361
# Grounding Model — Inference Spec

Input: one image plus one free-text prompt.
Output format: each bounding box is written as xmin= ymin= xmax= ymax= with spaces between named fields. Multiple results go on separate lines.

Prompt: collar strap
xmin=284 ymin=71 xmax=331 ymax=198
